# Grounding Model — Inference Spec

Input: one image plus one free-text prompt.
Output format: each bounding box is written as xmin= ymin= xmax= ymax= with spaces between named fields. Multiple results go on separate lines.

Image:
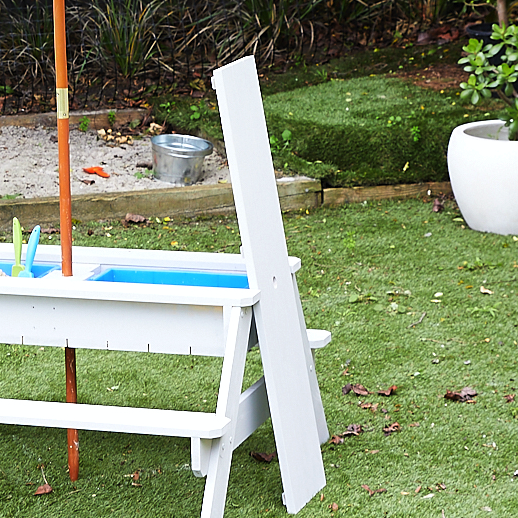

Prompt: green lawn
xmin=1 ymin=199 xmax=518 ymax=517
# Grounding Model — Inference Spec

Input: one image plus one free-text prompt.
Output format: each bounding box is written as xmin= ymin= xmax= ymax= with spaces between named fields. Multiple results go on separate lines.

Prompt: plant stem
xmin=496 ymin=88 xmax=514 ymax=106
xmin=497 ymin=0 xmax=508 ymax=28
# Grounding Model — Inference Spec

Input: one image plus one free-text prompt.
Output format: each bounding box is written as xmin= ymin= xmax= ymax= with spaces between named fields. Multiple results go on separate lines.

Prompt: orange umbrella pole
xmin=53 ymin=0 xmax=78 ymax=481
xmin=65 ymin=347 xmax=79 ymax=481
xmin=53 ymin=0 xmax=72 ymax=276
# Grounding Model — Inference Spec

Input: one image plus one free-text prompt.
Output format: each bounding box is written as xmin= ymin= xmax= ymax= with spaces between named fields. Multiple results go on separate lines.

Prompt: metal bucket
xmin=151 ymin=134 xmax=213 ymax=185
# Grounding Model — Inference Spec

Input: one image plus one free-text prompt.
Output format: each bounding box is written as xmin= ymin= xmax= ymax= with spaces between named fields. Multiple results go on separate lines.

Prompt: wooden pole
xmin=53 ymin=0 xmax=78 ymax=481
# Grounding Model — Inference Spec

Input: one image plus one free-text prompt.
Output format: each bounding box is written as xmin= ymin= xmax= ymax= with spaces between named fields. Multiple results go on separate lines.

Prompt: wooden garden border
xmin=0 ymin=179 xmax=452 ymax=231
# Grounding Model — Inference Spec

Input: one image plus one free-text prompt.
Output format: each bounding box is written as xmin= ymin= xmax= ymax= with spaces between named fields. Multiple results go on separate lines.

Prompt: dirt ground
xmin=394 ymin=63 xmax=469 ymax=91
xmin=0 ymin=126 xmax=230 ymax=200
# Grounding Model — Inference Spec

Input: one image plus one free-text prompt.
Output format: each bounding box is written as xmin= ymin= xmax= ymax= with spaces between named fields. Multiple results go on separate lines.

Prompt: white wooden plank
xmin=0 ymin=399 xmax=230 ymax=438
xmin=291 ymin=275 xmax=329 ymax=445
xmin=233 ymin=376 xmax=269 ymax=450
xmin=0 ymin=275 xmax=260 ymax=307
xmin=213 ymin=56 xmax=325 ymax=514
xmin=201 ymin=306 xmax=252 ymax=518
xmin=307 ymin=329 xmax=332 ymax=349
xmin=0 ymin=294 xmax=224 ymax=355
xmin=0 ymin=244 xmax=301 ymax=274
xmin=191 ymin=437 xmax=212 ymax=478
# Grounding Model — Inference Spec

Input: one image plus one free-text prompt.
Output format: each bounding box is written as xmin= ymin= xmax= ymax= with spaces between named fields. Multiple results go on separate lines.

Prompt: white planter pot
xmin=447 ymin=120 xmax=518 ymax=235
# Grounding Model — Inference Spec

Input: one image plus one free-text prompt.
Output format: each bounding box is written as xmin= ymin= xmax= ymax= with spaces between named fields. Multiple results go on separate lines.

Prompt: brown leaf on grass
xmin=41 ymin=228 xmax=59 ymax=234
xmin=342 ymin=384 xmax=352 ymax=395
xmin=329 ymin=435 xmax=344 ymax=445
xmin=415 ymin=485 xmax=421 ymax=494
xmin=360 ymin=402 xmax=379 ymax=412
xmin=408 ymin=422 xmax=420 ymax=427
xmin=383 ymin=422 xmax=401 ymax=436
xmin=34 ymin=483 xmax=52 ymax=495
xmin=342 ymin=383 xmax=370 ymax=396
xmin=328 ymin=502 xmax=339 ymax=511
xmin=444 ymin=387 xmax=477 ymax=403
xmin=504 ymin=394 xmax=515 ymax=403
xmin=361 ymin=484 xmax=387 ymax=496
xmin=132 ymin=471 xmax=140 ymax=481
xmin=125 ymin=213 xmax=147 ymax=224
xmin=343 ymin=424 xmax=363 ymax=436
xmin=432 ymin=198 xmax=444 ymax=212
xmin=378 ymin=385 xmax=397 ymax=396
xmin=250 ymin=451 xmax=276 ymax=463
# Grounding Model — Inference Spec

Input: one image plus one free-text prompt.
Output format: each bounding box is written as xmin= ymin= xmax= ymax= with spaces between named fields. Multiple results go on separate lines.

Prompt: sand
xmin=0 ymin=126 xmax=230 ymax=200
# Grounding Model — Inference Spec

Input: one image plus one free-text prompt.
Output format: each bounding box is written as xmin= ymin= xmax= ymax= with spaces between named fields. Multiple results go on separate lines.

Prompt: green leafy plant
xmin=410 ymin=125 xmax=421 ymax=142
xmin=343 ymin=230 xmax=356 ymax=251
xmin=190 ymin=105 xmax=201 ymax=121
xmin=386 ymin=115 xmax=402 ymax=127
xmin=0 ymin=85 xmax=14 ymax=95
xmin=134 ymin=168 xmax=155 ymax=179
xmin=458 ymin=23 xmax=518 ymax=139
xmin=88 ymin=0 xmax=164 ymax=78
xmin=108 ymin=110 xmax=116 ymax=126
xmin=315 ymin=67 xmax=328 ymax=82
xmin=269 ymin=129 xmax=292 ymax=154
xmin=79 ymin=116 xmax=90 ymax=132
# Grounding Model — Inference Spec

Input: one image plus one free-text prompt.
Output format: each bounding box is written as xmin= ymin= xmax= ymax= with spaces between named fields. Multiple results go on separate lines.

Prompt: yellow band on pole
xmin=56 ymin=88 xmax=69 ymax=119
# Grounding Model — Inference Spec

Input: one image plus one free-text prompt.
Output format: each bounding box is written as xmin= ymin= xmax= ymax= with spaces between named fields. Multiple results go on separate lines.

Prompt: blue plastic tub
xmin=0 ymin=262 xmax=59 ymax=278
xmin=88 ymin=268 xmax=249 ymax=288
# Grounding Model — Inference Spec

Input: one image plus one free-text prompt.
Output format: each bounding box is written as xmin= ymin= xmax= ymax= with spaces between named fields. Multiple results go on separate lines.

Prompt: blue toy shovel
xmin=18 ymin=225 xmax=41 ymax=278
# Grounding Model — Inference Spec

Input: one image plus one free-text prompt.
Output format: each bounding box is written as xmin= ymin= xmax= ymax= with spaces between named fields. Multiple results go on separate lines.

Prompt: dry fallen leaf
xmin=415 ymin=485 xmax=421 ymax=494
xmin=342 ymin=383 xmax=370 ymax=396
xmin=504 ymin=394 xmax=515 ymax=403
xmin=432 ymin=198 xmax=444 ymax=212
xmin=378 ymin=385 xmax=397 ymax=396
xmin=480 ymin=286 xmax=493 ymax=295
xmin=34 ymin=483 xmax=52 ymax=496
xmin=328 ymin=435 xmax=344 ymax=445
xmin=408 ymin=422 xmax=420 ymax=427
xmin=383 ymin=422 xmax=401 ymax=436
xmin=328 ymin=502 xmax=339 ymax=511
xmin=125 ymin=213 xmax=147 ymax=224
xmin=361 ymin=484 xmax=387 ymax=496
xmin=444 ymin=387 xmax=477 ymax=403
xmin=250 ymin=451 xmax=276 ymax=463
xmin=343 ymin=424 xmax=363 ymax=436
xmin=41 ymin=227 xmax=60 ymax=234
xmin=360 ymin=402 xmax=379 ymax=412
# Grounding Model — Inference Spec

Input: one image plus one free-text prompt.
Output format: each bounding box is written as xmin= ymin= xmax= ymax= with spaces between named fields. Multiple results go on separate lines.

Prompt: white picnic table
xmin=0 ymin=56 xmax=329 ymax=517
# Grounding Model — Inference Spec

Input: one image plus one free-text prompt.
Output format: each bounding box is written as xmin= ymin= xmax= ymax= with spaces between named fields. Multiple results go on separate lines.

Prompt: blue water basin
xmin=88 ymin=268 xmax=249 ymax=289
xmin=0 ymin=262 xmax=59 ymax=278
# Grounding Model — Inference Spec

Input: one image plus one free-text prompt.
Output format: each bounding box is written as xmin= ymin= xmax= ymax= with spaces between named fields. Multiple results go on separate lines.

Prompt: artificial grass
xmin=1 ymin=200 xmax=518 ymax=517
xmin=264 ymin=75 xmax=501 ymax=188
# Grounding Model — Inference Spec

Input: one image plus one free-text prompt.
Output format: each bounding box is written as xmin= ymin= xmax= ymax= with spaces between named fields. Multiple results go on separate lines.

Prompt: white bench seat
xmin=0 ymin=399 xmax=231 ymax=439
